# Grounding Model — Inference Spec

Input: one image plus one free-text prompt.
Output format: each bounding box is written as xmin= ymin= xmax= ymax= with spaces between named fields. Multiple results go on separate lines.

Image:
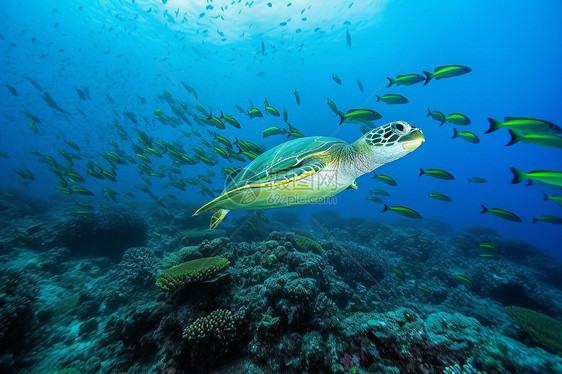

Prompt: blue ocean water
xmin=2 ymin=0 xmax=561 ymax=256
xmin=1 ymin=1 xmax=562 ymax=373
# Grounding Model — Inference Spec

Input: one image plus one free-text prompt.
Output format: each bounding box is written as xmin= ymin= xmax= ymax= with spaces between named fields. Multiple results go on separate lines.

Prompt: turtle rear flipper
xmin=210 ymin=209 xmax=229 ymax=229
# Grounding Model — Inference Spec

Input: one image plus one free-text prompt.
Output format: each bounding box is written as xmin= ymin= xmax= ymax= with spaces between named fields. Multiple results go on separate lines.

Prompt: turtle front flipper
xmin=210 ymin=209 xmax=230 ymax=229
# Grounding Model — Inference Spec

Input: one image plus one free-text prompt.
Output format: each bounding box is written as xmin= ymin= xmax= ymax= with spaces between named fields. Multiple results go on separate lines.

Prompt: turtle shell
xmin=226 ymin=136 xmax=346 ymax=191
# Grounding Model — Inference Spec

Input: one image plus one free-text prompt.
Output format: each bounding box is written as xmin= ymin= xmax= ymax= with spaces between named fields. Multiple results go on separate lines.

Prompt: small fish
xmin=248 ymin=108 xmax=263 ymax=119
xmin=391 ymin=267 xmax=405 ymax=280
xmin=427 ymin=108 xmax=446 ymax=125
xmin=510 ymin=168 xmax=562 ymax=188
xmin=480 ymin=205 xmax=522 ymax=222
xmin=543 ymin=192 xmax=562 ymax=207
xmin=152 ymin=230 xmax=162 ymax=237
xmin=356 ymin=79 xmax=364 ymax=92
xmin=372 ymin=173 xmax=397 ymax=186
xmin=332 ymin=74 xmax=342 ymax=85
xmin=370 ymin=189 xmax=389 ymax=196
xmin=263 ymin=127 xmax=286 ymax=137
xmin=486 ymin=117 xmax=561 ymax=135
xmin=506 ymin=129 xmax=562 ymax=149
xmin=428 ymin=192 xmax=452 ymax=202
xmin=339 ymin=109 xmax=382 ymax=125
xmin=64 ymin=140 xmax=81 ymax=151
xmin=477 ymin=243 xmax=502 ymax=253
xmin=265 ymin=106 xmax=280 ymax=117
xmin=419 ymin=168 xmax=455 ymax=180
xmin=366 ymin=196 xmax=383 ymax=203
xmin=478 ymin=254 xmax=498 ymax=259
xmin=423 ymin=65 xmax=472 ymax=85
xmin=416 ymin=286 xmax=432 ymax=293
xmin=468 ymin=177 xmax=487 ymax=183
xmin=532 ymin=216 xmax=562 ymax=224
xmin=381 ymin=204 xmax=421 ymax=219
xmin=283 ymin=108 xmax=288 ymax=123
xmin=287 ymin=124 xmax=305 ymax=138
xmin=327 ymin=98 xmax=338 ymax=115
xmin=214 ymin=132 xmax=233 ymax=149
xmin=219 ymin=112 xmax=241 ymax=128
xmin=6 ymin=84 xmax=18 ymax=96
xmin=455 ymin=275 xmax=472 ymax=284
xmin=294 ymin=89 xmax=300 ymax=105
xmin=376 ymin=94 xmax=408 ymax=105
xmin=346 ymin=29 xmax=351 ymax=46
xmin=27 ymin=121 xmax=39 ymax=134
xmin=70 ymin=187 xmax=94 ymax=196
xmin=445 ymin=113 xmax=471 ymax=126
xmin=452 ymin=128 xmax=479 ymax=143
xmin=387 ymin=74 xmax=425 ymax=88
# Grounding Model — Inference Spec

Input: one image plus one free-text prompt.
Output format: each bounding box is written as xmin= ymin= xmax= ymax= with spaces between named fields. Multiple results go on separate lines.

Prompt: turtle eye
xmin=392 ymin=122 xmax=410 ymax=135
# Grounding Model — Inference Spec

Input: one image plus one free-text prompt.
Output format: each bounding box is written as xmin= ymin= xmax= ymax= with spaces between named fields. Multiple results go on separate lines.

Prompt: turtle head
xmin=360 ymin=121 xmax=425 ymax=166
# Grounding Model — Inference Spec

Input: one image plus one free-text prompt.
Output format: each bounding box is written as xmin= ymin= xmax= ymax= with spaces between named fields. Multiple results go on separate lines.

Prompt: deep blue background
xmin=1 ymin=0 xmax=561 ymax=256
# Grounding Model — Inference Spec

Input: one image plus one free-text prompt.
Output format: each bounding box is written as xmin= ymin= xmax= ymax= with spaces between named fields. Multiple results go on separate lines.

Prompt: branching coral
xmin=155 ymin=256 xmax=230 ymax=291
xmin=182 ymin=309 xmax=235 ymax=344
xmin=506 ymin=306 xmax=562 ymax=355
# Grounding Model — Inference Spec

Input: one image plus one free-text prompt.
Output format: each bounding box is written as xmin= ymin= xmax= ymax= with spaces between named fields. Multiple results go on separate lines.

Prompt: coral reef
xmin=1 ymin=202 xmax=562 ymax=373
xmin=156 ymin=256 xmax=231 ymax=291
xmin=506 ymin=306 xmax=562 ymax=356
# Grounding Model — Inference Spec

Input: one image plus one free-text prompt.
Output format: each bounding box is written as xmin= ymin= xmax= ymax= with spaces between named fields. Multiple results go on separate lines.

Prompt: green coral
xmin=182 ymin=309 xmax=235 ymax=344
xmin=155 ymin=256 xmax=230 ymax=291
xmin=506 ymin=306 xmax=562 ymax=356
xmin=294 ymin=234 xmax=324 ymax=255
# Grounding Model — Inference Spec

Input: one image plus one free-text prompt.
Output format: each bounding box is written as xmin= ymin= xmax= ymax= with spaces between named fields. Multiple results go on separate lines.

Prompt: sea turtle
xmin=194 ymin=120 xmax=424 ymax=229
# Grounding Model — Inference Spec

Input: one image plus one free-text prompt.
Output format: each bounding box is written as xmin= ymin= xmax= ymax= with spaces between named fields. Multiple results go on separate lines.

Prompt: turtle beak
xmin=401 ymin=129 xmax=425 ymax=150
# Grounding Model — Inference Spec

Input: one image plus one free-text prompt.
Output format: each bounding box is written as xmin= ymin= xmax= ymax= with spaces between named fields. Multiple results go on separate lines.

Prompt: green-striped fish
xmin=214 ymin=132 xmax=233 ymax=149
xmin=445 ymin=113 xmax=470 ymax=126
xmin=510 ymin=168 xmax=562 ymax=188
xmin=366 ymin=196 xmax=383 ymax=203
xmin=391 ymin=267 xmax=405 ymax=280
xmin=455 ymin=275 xmax=472 ymax=284
xmin=372 ymin=173 xmax=397 ymax=186
xmin=376 ymin=94 xmax=408 ymax=105
xmin=220 ymin=112 xmax=241 ymax=128
xmin=332 ymin=73 xmax=342 ymax=85
xmin=263 ymin=127 xmax=286 ymax=137
xmin=419 ymin=168 xmax=455 ymax=180
xmin=294 ymin=89 xmax=300 ymax=105
xmin=423 ymin=65 xmax=472 ymax=85
xmin=248 ymin=108 xmax=263 ymax=118
xmin=427 ymin=108 xmax=446 ymax=125
xmin=532 ymin=216 xmax=562 ymax=224
xmin=468 ymin=177 xmax=486 ymax=183
xmin=27 ymin=121 xmax=39 ymax=134
xmin=387 ymin=74 xmax=424 ymax=88
xmin=287 ymin=124 xmax=305 ymax=138
xmin=428 ymin=192 xmax=452 ymax=202
xmin=265 ymin=106 xmax=280 ymax=117
xmin=327 ymin=98 xmax=338 ymax=115
xmin=381 ymin=204 xmax=421 ymax=219
xmin=283 ymin=108 xmax=288 ymax=123
xmin=416 ymin=285 xmax=433 ymax=293
xmin=479 ymin=254 xmax=498 ymax=259
xmin=486 ymin=117 xmax=561 ymax=135
xmin=70 ymin=187 xmax=94 ymax=196
xmin=506 ymin=129 xmax=562 ymax=149
xmin=452 ymin=128 xmax=479 ymax=143
xmin=339 ymin=109 xmax=382 ymax=125
xmin=480 ymin=205 xmax=521 ymax=222
xmin=370 ymin=189 xmax=390 ymax=196
xmin=477 ymin=243 xmax=503 ymax=254
xmin=543 ymin=192 xmax=562 ymax=207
